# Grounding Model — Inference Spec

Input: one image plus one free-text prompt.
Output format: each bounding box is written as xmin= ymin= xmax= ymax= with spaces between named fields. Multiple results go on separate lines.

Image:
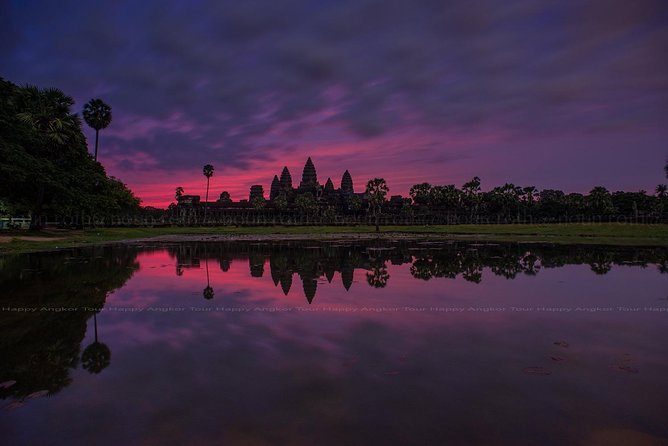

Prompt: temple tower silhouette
xmin=341 ymin=170 xmax=354 ymax=194
xmin=299 ymin=157 xmax=318 ymax=190
xmin=324 ymin=178 xmax=334 ymax=193
xmin=249 ymin=185 xmax=264 ymax=202
xmin=280 ymin=166 xmax=292 ymax=190
xmin=270 ymin=175 xmax=280 ymax=200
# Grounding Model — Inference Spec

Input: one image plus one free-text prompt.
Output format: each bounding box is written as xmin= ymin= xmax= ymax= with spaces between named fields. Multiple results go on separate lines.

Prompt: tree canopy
xmin=0 ymin=78 xmax=140 ymax=227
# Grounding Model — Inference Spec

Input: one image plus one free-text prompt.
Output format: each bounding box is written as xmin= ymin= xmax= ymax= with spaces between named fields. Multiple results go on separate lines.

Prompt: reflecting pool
xmin=1 ymin=241 xmax=667 ymax=445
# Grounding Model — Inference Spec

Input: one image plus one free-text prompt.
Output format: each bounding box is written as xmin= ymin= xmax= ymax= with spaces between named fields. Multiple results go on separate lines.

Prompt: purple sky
xmin=2 ymin=0 xmax=667 ymax=206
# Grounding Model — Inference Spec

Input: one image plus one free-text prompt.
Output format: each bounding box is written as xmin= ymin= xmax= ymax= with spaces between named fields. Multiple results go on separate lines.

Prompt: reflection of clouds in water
xmin=2 ymin=243 xmax=668 ymax=444
xmin=104 ymin=291 xmax=161 ymax=308
xmin=39 ymin=300 xmax=668 ymax=445
xmin=100 ymin=320 xmax=198 ymax=351
xmin=85 ymin=243 xmax=668 ymax=367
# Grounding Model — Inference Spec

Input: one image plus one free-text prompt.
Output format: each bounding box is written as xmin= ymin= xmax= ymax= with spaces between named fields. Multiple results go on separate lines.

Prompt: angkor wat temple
xmin=177 ymin=157 xmax=365 ymax=211
xmin=265 ymin=156 xmax=360 ymax=204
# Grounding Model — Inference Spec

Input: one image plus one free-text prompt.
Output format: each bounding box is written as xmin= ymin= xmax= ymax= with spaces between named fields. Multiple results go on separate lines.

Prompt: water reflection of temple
xmin=1 ymin=242 xmax=666 ymax=403
xmin=167 ymin=242 xmax=668 ymax=304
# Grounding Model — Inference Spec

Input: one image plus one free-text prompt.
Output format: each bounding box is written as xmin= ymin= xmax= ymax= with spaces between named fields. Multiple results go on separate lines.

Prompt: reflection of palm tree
xmin=657 ymin=260 xmax=668 ymax=274
xmin=203 ymin=257 xmax=214 ymax=300
xmin=366 ymin=267 xmax=389 ymax=288
xmin=82 ymin=313 xmax=111 ymax=374
xmin=589 ymin=252 xmax=613 ymax=275
xmin=520 ymin=253 xmax=541 ymax=276
xmin=590 ymin=262 xmax=612 ymax=275
xmin=410 ymin=257 xmax=434 ymax=280
xmin=462 ymin=266 xmax=483 ymax=283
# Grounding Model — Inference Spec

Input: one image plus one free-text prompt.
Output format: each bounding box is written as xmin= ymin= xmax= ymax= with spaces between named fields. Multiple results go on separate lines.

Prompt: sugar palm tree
xmin=202 ymin=164 xmax=214 ymax=222
xmin=17 ymin=86 xmax=79 ymax=146
xmin=523 ymin=186 xmax=538 ymax=205
xmin=82 ymin=98 xmax=112 ymax=161
xmin=366 ymin=178 xmax=389 ymax=232
xmin=17 ymin=86 xmax=80 ymax=229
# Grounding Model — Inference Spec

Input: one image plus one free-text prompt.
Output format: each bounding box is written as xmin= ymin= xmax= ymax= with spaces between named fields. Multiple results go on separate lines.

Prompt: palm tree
xmin=523 ymin=186 xmax=538 ymax=205
xmin=522 ymin=186 xmax=538 ymax=221
xmin=366 ymin=178 xmax=389 ymax=232
xmin=656 ymin=184 xmax=667 ymax=199
xmin=295 ymin=192 xmax=317 ymax=222
xmin=462 ymin=176 xmax=481 ymax=221
xmin=17 ymin=86 xmax=78 ymax=146
xmin=82 ymin=98 xmax=112 ymax=161
xmin=175 ymin=186 xmax=184 ymax=201
xmin=202 ymin=164 xmax=214 ymax=222
xmin=409 ymin=182 xmax=432 ymax=206
xmin=17 ymin=86 xmax=80 ymax=229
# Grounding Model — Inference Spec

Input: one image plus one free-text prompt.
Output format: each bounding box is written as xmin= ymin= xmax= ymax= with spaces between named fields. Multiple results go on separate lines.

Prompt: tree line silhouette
xmin=171 ymin=166 xmax=667 ymax=227
xmin=402 ymin=179 xmax=667 ymax=223
xmin=2 ymin=76 xmax=665 ymax=228
xmin=0 ymin=78 xmax=139 ymax=228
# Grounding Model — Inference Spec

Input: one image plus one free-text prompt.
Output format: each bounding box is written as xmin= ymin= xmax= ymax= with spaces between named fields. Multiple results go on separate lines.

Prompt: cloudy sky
xmin=3 ymin=0 xmax=667 ymax=206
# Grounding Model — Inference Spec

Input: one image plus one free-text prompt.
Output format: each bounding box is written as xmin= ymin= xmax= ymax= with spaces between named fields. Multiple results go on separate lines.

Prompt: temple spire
xmin=341 ymin=170 xmax=354 ymax=194
xmin=280 ymin=166 xmax=292 ymax=190
xmin=324 ymin=177 xmax=334 ymax=193
xmin=270 ymin=175 xmax=280 ymax=200
xmin=299 ymin=157 xmax=318 ymax=189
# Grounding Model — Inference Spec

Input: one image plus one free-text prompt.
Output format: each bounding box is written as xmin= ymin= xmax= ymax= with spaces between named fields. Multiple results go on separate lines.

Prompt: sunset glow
xmin=3 ymin=0 xmax=667 ymax=207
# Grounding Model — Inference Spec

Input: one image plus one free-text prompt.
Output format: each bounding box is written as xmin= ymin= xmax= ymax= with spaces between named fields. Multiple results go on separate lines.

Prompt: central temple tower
xmin=299 ymin=157 xmax=319 ymax=191
xmin=299 ymin=156 xmax=318 ymax=189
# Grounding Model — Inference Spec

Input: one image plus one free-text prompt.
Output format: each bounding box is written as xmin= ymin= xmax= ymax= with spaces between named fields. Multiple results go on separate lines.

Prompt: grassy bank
xmin=1 ymin=223 xmax=667 ymax=254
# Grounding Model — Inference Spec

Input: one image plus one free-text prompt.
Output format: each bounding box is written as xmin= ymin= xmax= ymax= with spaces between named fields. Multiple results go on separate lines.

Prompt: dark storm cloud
xmin=3 ymin=0 xmax=667 ymax=172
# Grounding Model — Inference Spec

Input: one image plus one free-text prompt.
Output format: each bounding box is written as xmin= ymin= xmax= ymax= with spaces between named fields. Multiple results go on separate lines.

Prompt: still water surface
xmin=1 ymin=241 xmax=667 ymax=445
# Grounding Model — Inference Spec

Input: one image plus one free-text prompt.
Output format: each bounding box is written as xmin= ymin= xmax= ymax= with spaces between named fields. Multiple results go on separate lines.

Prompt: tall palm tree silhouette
xmin=202 ymin=164 xmax=214 ymax=223
xmin=82 ymin=98 xmax=112 ymax=161
xmin=82 ymin=312 xmax=111 ymax=374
